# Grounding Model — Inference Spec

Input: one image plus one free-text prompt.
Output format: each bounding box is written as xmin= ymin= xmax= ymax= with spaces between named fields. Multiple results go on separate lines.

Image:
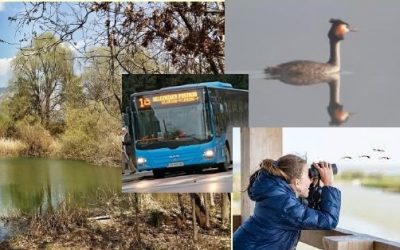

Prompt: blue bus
xmin=127 ymin=81 xmax=248 ymax=178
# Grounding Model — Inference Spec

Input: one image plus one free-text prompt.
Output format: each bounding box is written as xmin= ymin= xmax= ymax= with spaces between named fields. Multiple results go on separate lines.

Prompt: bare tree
xmin=177 ymin=193 xmax=186 ymax=220
xmin=9 ymin=33 xmax=74 ymax=128
xmin=203 ymin=194 xmax=210 ymax=228
xmin=221 ymin=193 xmax=230 ymax=228
xmin=210 ymin=193 xmax=215 ymax=207
xmin=128 ymin=193 xmax=141 ymax=246
xmin=7 ymin=2 xmax=225 ymax=75
xmin=191 ymin=193 xmax=198 ymax=241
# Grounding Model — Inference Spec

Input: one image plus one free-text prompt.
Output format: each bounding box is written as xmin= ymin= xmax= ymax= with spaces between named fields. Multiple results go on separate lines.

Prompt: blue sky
xmin=0 ymin=3 xmax=22 ymax=88
xmin=0 ymin=2 xmax=167 ymax=88
xmin=0 ymin=2 xmax=96 ymax=88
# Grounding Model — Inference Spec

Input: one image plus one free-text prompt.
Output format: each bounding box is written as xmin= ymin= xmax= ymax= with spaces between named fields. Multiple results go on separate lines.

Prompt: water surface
xmin=0 ymin=158 xmax=121 ymax=216
xmin=337 ymin=182 xmax=400 ymax=242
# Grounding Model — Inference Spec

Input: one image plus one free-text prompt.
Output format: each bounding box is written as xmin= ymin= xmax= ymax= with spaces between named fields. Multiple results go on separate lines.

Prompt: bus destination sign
xmin=136 ymin=90 xmax=201 ymax=109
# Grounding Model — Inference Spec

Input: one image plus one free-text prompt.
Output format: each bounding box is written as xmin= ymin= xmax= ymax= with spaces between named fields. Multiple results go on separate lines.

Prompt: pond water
xmin=226 ymin=0 xmax=400 ymax=126
xmin=0 ymin=158 xmax=121 ymax=216
xmin=336 ymin=181 xmax=400 ymax=242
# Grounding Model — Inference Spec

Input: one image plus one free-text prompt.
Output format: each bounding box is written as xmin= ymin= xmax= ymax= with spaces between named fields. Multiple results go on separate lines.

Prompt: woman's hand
xmin=313 ymin=161 xmax=334 ymax=186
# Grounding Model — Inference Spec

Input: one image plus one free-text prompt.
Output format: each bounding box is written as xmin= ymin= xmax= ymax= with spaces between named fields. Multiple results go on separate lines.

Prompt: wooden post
xmin=240 ymin=127 xmax=251 ymax=222
xmin=240 ymin=128 xmax=283 ymax=222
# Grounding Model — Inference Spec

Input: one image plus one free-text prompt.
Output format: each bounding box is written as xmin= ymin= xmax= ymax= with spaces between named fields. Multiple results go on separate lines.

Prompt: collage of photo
xmin=1 ymin=1 xmax=400 ymax=250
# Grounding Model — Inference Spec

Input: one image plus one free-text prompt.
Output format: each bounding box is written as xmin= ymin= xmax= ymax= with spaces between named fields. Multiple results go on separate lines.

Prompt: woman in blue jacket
xmin=233 ymin=154 xmax=341 ymax=250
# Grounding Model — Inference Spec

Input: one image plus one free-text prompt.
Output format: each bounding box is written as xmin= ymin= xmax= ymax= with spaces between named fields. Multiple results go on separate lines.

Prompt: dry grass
xmin=1 ymin=193 xmax=231 ymax=249
xmin=0 ymin=138 xmax=27 ymax=157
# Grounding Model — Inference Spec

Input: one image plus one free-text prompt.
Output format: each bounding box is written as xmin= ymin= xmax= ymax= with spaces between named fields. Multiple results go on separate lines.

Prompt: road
xmin=122 ymin=166 xmax=232 ymax=193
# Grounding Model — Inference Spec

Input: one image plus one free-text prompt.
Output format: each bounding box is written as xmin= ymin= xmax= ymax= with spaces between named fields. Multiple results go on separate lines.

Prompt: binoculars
xmin=308 ymin=163 xmax=338 ymax=179
xmin=306 ymin=163 xmax=338 ymax=209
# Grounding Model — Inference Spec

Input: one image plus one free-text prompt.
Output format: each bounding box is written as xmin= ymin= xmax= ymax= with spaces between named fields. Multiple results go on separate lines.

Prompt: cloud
xmin=0 ymin=57 xmax=13 ymax=76
xmin=0 ymin=3 xmax=5 ymax=12
xmin=63 ymin=40 xmax=86 ymax=54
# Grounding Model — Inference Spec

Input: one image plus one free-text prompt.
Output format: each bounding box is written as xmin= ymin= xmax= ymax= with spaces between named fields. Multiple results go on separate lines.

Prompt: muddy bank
xmin=0 ymin=194 xmax=230 ymax=249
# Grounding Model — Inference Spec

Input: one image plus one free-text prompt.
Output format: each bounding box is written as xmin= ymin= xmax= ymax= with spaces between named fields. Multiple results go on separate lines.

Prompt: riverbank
xmin=0 ymin=103 xmax=121 ymax=168
xmin=360 ymin=176 xmax=400 ymax=192
xmin=0 ymin=136 xmax=119 ymax=168
xmin=338 ymin=171 xmax=400 ymax=192
xmin=0 ymin=193 xmax=230 ymax=249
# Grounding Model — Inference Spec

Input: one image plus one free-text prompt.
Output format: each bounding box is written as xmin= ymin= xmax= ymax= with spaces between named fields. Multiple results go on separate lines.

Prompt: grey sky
xmin=283 ymin=128 xmax=399 ymax=166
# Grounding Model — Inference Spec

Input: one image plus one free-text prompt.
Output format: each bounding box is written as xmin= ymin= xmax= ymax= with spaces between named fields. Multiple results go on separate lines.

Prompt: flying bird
xmin=373 ymin=148 xmax=385 ymax=152
xmin=341 ymin=156 xmax=352 ymax=159
xmin=379 ymin=156 xmax=390 ymax=160
xmin=359 ymin=155 xmax=371 ymax=159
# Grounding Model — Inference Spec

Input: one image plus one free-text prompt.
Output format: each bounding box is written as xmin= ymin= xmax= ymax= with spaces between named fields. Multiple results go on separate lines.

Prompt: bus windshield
xmin=134 ymin=102 xmax=212 ymax=150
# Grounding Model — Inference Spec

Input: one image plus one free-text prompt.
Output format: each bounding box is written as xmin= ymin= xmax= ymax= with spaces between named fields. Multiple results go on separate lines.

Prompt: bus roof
xmin=132 ymin=81 xmax=242 ymax=97
xmin=160 ymin=81 xmax=232 ymax=90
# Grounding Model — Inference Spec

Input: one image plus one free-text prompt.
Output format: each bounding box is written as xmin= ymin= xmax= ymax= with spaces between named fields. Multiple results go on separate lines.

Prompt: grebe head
xmin=328 ymin=19 xmax=354 ymax=41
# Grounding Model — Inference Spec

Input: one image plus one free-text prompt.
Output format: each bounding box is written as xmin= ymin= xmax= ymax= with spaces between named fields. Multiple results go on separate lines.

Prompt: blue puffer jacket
xmin=233 ymin=170 xmax=341 ymax=250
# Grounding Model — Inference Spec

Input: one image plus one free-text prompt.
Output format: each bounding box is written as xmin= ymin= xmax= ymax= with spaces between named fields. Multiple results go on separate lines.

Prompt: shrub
xmin=148 ymin=209 xmax=166 ymax=228
xmin=60 ymin=104 xmax=120 ymax=167
xmin=15 ymin=117 xmax=56 ymax=157
xmin=0 ymin=113 xmax=12 ymax=137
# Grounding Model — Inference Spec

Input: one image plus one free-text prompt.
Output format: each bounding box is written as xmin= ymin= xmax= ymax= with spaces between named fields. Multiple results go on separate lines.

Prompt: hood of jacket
xmin=248 ymin=170 xmax=296 ymax=202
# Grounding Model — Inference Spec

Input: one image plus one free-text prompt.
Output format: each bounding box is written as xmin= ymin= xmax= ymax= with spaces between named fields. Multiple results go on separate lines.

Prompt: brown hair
xmin=247 ymin=154 xmax=306 ymax=191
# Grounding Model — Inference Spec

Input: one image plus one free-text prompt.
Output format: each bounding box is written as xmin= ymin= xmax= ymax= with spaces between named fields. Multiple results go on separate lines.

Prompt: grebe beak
xmin=349 ymin=27 xmax=357 ymax=32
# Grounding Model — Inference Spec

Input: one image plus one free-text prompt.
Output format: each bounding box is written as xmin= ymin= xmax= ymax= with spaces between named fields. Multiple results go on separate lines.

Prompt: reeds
xmin=0 ymin=138 xmax=27 ymax=157
xmin=361 ymin=175 xmax=400 ymax=192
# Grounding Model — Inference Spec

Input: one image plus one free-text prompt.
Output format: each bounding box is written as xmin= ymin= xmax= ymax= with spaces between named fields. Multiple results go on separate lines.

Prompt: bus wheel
xmin=218 ymin=145 xmax=230 ymax=172
xmin=194 ymin=167 xmax=203 ymax=174
xmin=153 ymin=169 xmax=165 ymax=178
xmin=184 ymin=169 xmax=194 ymax=175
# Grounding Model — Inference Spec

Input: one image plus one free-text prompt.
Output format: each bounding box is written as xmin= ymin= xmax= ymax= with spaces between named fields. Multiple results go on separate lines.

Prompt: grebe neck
xmin=328 ymin=39 xmax=341 ymax=68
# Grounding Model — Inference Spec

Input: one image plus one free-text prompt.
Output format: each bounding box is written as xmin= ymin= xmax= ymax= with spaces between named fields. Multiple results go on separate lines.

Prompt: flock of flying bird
xmin=341 ymin=148 xmax=391 ymax=160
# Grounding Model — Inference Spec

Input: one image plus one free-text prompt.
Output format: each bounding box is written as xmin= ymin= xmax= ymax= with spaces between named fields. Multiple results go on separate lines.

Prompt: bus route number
xmin=138 ymin=97 xmax=151 ymax=108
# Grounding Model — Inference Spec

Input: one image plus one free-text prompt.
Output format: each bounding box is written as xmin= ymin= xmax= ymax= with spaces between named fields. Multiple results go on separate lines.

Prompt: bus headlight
xmin=137 ymin=157 xmax=147 ymax=165
xmin=203 ymin=149 xmax=215 ymax=158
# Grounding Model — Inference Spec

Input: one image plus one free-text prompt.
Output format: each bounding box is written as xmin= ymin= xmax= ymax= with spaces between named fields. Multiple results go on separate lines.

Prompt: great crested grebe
xmin=265 ymin=18 xmax=355 ymax=77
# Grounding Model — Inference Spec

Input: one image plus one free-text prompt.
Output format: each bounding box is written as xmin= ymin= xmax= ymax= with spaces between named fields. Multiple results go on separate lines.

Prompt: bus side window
xmin=211 ymin=101 xmax=223 ymax=136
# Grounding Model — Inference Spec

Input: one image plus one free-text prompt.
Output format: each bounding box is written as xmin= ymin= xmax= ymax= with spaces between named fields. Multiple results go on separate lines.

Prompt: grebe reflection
xmin=266 ymin=72 xmax=350 ymax=126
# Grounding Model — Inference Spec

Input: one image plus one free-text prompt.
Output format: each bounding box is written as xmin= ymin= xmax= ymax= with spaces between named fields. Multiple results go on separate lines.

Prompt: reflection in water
xmin=263 ymin=19 xmax=355 ymax=126
xmin=0 ymin=158 xmax=121 ymax=216
xmin=337 ymin=182 xmax=400 ymax=242
xmin=265 ymin=72 xmax=350 ymax=126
